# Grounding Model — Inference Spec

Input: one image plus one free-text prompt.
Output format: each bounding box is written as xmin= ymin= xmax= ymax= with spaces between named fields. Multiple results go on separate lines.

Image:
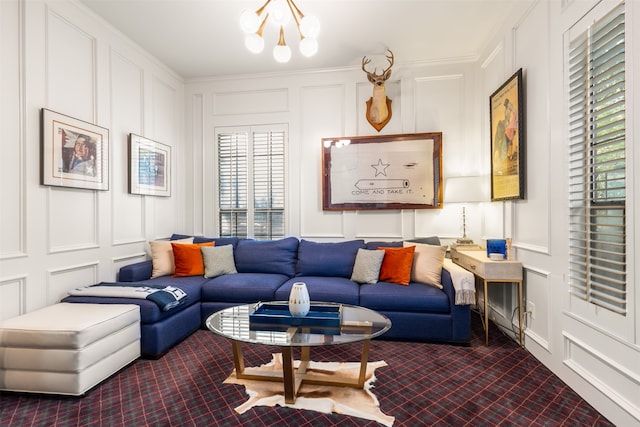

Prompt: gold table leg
xmin=481 ymin=280 xmax=524 ymax=347
xmin=228 ymin=338 xmax=372 ymax=404
xmin=484 ymin=279 xmax=489 ymax=346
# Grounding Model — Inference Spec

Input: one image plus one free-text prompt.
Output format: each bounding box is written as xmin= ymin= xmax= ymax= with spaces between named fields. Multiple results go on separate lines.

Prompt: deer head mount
xmin=362 ymin=49 xmax=394 ymax=132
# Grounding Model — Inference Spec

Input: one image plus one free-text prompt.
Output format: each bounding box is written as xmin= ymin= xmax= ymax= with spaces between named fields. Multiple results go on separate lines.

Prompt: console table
xmin=450 ymin=248 xmax=524 ymax=346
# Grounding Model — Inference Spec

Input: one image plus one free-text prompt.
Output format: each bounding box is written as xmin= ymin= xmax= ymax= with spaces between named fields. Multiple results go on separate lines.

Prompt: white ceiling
xmin=79 ymin=0 xmax=520 ymax=79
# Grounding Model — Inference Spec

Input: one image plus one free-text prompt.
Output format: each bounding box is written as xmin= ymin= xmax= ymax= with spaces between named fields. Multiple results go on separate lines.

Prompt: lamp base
xmin=456 ymin=237 xmax=474 ymax=245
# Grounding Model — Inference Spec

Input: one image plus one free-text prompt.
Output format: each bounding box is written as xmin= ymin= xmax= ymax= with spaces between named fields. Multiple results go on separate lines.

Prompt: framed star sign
xmin=322 ymin=132 xmax=442 ymax=210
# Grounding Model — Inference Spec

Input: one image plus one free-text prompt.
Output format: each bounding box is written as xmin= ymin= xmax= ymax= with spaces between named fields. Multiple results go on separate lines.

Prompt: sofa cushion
xmin=406 ymin=236 xmax=441 ymax=246
xmin=170 ymin=234 xmax=240 ymax=248
xmin=378 ymin=245 xmax=416 ymax=285
xmin=234 ymin=237 xmax=299 ymax=276
xmin=275 ymin=276 xmax=360 ymax=305
xmin=359 ymin=281 xmax=449 ymax=313
xmin=350 ymin=249 xmax=385 ymax=284
xmin=149 ymin=237 xmax=194 ymax=278
xmin=201 ymin=273 xmax=289 ymax=303
xmin=172 ymin=242 xmax=214 ymax=277
xmin=365 ymin=241 xmax=403 ymax=249
xmin=403 ymin=241 xmax=446 ymax=288
xmin=296 ymin=239 xmax=365 ymax=278
xmin=201 ymin=245 xmax=237 ymax=278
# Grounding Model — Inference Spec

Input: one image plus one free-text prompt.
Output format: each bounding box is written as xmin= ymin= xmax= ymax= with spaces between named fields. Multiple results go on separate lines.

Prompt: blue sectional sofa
xmin=63 ymin=235 xmax=471 ymax=358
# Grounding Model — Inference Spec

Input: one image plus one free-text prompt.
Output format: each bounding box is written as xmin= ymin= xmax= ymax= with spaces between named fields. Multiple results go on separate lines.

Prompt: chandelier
xmin=240 ymin=0 xmax=320 ymax=63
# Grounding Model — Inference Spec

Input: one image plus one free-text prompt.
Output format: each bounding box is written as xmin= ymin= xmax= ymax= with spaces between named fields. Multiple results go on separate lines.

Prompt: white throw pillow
xmin=201 ymin=245 xmax=238 ymax=278
xmin=350 ymin=248 xmax=385 ymax=284
xmin=403 ymin=241 xmax=446 ymax=288
xmin=149 ymin=237 xmax=193 ymax=278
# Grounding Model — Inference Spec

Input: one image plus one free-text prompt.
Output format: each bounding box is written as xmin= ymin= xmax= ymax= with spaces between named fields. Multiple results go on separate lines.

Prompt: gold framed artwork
xmin=40 ymin=108 xmax=110 ymax=191
xmin=322 ymin=132 xmax=442 ymax=210
xmin=490 ymin=68 xmax=525 ymax=201
xmin=128 ymin=133 xmax=171 ymax=197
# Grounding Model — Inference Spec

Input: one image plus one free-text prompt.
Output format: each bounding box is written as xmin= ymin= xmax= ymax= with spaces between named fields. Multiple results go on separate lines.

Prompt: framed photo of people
xmin=489 ymin=68 xmax=525 ymax=201
xmin=128 ymin=133 xmax=171 ymax=197
xmin=322 ymin=132 xmax=443 ymax=210
xmin=40 ymin=108 xmax=110 ymax=191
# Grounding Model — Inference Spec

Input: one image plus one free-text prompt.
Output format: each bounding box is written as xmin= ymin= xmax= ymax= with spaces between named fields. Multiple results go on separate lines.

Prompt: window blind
xmin=253 ymin=130 xmax=285 ymax=240
xmin=216 ymin=127 xmax=286 ymax=239
xmin=567 ymin=2 xmax=626 ymax=315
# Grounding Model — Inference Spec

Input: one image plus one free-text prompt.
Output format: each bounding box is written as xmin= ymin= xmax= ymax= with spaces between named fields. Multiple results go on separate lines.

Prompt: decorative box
xmin=249 ymin=302 xmax=342 ymax=329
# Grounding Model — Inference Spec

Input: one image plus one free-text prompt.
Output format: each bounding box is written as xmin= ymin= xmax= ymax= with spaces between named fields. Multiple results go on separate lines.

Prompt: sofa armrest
xmin=118 ymin=260 xmax=153 ymax=282
xmin=441 ymin=265 xmax=472 ymax=342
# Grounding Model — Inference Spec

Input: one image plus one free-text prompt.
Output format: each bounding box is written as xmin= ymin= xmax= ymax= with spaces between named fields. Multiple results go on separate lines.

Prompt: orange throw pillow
xmin=377 ymin=246 xmax=416 ymax=285
xmin=172 ymin=242 xmax=214 ymax=277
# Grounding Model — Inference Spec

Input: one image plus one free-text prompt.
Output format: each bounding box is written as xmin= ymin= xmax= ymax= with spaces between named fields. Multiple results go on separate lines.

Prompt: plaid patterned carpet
xmin=0 ymin=313 xmax=614 ymax=426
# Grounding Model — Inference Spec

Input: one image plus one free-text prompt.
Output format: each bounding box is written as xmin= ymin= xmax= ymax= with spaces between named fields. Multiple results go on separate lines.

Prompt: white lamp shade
xmin=444 ymin=176 xmax=488 ymax=203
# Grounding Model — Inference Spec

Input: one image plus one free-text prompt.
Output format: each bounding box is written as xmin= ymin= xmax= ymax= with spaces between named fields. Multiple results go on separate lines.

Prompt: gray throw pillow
xmin=350 ymin=248 xmax=385 ymax=284
xmin=201 ymin=245 xmax=237 ymax=278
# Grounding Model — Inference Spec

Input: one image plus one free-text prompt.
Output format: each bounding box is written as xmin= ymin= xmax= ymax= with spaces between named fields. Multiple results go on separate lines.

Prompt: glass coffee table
xmin=206 ymin=301 xmax=391 ymax=404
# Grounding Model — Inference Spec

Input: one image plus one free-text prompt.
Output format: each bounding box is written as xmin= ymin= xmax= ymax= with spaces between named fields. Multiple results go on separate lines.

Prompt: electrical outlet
xmin=526 ymin=301 xmax=535 ymax=320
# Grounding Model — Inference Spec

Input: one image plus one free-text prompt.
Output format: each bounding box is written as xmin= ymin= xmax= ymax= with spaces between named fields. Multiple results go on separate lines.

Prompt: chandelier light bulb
xmin=299 ymin=37 xmax=318 ymax=57
xmin=269 ymin=0 xmax=291 ymax=26
xmin=273 ymin=44 xmax=291 ymax=63
xmin=239 ymin=9 xmax=261 ymax=34
xmin=245 ymin=33 xmax=265 ymax=54
xmin=299 ymin=15 xmax=320 ymax=38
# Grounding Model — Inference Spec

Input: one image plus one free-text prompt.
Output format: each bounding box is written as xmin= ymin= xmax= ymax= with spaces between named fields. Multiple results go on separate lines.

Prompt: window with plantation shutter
xmin=216 ymin=126 xmax=286 ymax=239
xmin=567 ymin=2 xmax=626 ymax=315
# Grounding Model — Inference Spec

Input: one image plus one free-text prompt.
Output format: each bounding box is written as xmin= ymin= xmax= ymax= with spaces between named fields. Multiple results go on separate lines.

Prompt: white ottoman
xmin=0 ymin=302 xmax=140 ymax=396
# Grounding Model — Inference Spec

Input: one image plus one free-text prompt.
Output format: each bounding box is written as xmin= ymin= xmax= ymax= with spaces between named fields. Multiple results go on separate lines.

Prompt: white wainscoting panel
xmin=46 ymin=7 xmax=95 ymax=120
xmin=414 ymin=74 xmax=467 ymax=173
xmin=48 ymin=188 xmax=99 ymax=253
xmin=354 ymin=210 xmax=404 ymax=241
xmin=0 ymin=275 xmax=26 ymax=321
xmin=0 ymin=0 xmax=26 ymax=260
xmin=213 ymin=88 xmax=289 ymax=116
xmin=512 ymin=0 xmax=550 ymax=252
xmin=47 ymin=262 xmax=98 ymax=306
xmin=110 ymin=50 xmax=145 ymax=245
xmin=299 ymin=84 xmax=346 ymax=238
xmin=564 ymin=332 xmax=640 ymax=421
xmin=151 ymin=77 xmax=179 ymax=238
xmin=523 ymin=265 xmax=551 ymax=350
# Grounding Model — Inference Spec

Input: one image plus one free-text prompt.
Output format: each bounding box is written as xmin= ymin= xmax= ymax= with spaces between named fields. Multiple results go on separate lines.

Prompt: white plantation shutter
xmin=216 ymin=126 xmax=286 ymax=239
xmin=253 ymin=130 xmax=285 ymax=239
xmin=567 ymin=2 xmax=626 ymax=314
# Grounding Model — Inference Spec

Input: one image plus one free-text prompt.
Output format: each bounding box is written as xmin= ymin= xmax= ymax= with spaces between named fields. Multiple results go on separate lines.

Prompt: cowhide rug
xmin=224 ymin=353 xmax=395 ymax=426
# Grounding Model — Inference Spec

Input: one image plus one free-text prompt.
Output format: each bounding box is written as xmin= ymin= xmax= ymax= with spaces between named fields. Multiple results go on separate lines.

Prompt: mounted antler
xmin=362 ymin=50 xmax=394 ymax=131
xmin=362 ymin=50 xmax=394 ymax=87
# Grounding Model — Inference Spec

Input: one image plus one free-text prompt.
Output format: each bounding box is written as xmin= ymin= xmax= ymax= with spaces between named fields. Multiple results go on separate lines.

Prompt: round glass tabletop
xmin=206 ymin=301 xmax=391 ymax=347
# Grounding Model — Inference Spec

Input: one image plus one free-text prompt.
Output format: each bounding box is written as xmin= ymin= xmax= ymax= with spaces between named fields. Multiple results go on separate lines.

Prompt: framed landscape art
xmin=128 ymin=133 xmax=171 ymax=197
xmin=40 ymin=108 xmax=109 ymax=191
xmin=489 ymin=68 xmax=525 ymax=201
xmin=322 ymin=132 xmax=442 ymax=210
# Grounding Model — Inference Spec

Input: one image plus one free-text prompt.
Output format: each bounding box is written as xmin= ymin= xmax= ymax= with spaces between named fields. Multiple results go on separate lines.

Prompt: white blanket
xmin=443 ymin=258 xmax=476 ymax=305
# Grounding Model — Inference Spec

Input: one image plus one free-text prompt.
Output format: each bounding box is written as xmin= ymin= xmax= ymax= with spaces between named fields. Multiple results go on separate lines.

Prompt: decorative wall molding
xmin=213 ymin=88 xmax=289 ymax=116
xmin=563 ymin=332 xmax=640 ymax=421
xmin=0 ymin=275 xmax=27 ymax=320
xmin=46 ymin=261 xmax=98 ymax=306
